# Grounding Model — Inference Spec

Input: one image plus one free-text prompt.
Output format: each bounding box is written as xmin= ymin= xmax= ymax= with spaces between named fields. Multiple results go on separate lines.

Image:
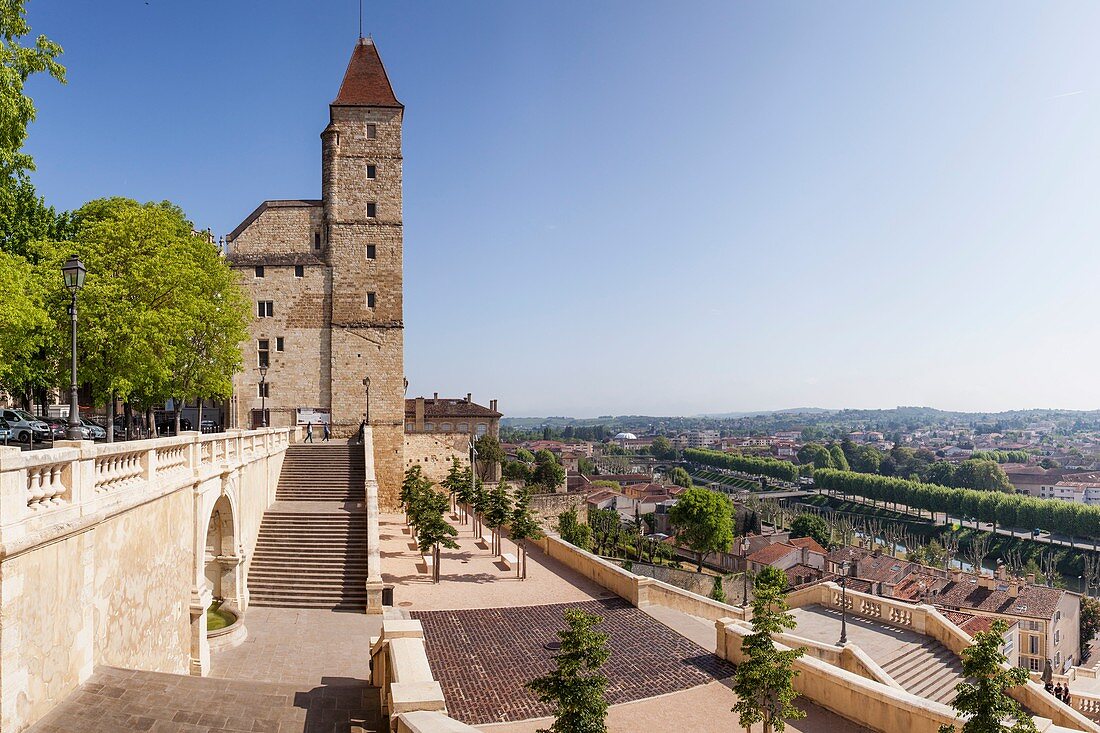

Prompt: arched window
xmin=406 ymin=422 xmax=415 ymax=432
xmin=457 ymin=423 xmax=469 ymax=433
xmin=425 ymin=422 xmax=435 ymax=432
xmin=440 ymin=422 xmax=453 ymax=432
xmin=476 ymin=423 xmax=488 ymax=437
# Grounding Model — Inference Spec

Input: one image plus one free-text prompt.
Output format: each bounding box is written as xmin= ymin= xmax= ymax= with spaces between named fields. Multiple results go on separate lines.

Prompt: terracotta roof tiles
xmin=333 ymin=38 xmax=402 ymax=108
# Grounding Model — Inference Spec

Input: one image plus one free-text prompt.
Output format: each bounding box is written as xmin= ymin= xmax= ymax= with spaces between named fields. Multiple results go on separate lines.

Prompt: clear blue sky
xmin=22 ymin=1 xmax=1100 ymax=417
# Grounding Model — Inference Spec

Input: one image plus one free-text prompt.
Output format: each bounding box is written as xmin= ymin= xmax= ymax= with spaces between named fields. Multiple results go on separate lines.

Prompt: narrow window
xmin=294 ymin=264 xmax=304 ymax=278
xmin=258 ymin=383 xmax=270 ymax=398
xmin=258 ymin=301 xmax=273 ymax=317
xmin=366 ymin=292 xmax=376 ymax=308
xmin=314 ymin=231 xmax=321 ymax=250
xmin=366 ymin=164 xmax=376 ymax=179
xmin=276 ymin=337 xmax=284 ymax=352
xmin=366 ymin=123 xmax=377 ymax=139
xmin=258 ymin=339 xmax=270 ymax=368
xmin=366 ymin=202 xmax=377 ymax=218
xmin=366 ymin=244 xmax=377 ymax=260
xmin=254 ymin=265 xmax=265 ymax=278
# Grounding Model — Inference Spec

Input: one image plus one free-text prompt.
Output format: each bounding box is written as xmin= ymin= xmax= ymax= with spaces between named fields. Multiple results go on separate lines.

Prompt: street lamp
xmin=61 ymin=255 xmax=87 ymax=441
xmin=363 ymin=375 xmax=371 ymax=424
xmin=258 ymin=365 xmax=268 ymax=428
xmin=839 ymin=559 xmax=851 ymax=646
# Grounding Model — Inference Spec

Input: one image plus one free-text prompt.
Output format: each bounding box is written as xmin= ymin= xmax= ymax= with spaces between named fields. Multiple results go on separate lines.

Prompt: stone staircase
xmin=248 ymin=444 xmax=368 ymax=609
xmin=276 ymin=444 xmax=365 ymax=502
xmin=880 ymin=639 xmax=966 ymax=704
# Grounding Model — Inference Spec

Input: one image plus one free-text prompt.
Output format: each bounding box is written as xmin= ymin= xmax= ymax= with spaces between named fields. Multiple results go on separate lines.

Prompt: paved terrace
xmin=381 ymin=513 xmax=870 ymax=732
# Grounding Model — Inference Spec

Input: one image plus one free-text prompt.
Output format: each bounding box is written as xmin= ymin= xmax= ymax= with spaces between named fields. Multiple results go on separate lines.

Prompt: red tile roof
xmin=333 ymin=38 xmax=402 ymax=108
xmin=405 ymin=398 xmax=501 ymax=419
xmin=748 ymin=543 xmax=799 ymax=566
xmin=789 ymin=537 xmax=827 ymax=555
xmin=935 ymin=577 xmax=1064 ymax=620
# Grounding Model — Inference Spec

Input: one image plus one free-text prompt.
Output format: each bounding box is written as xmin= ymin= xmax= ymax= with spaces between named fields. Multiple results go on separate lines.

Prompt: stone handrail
xmin=717 ymin=620 xmax=1080 ymax=733
xmin=370 ymin=619 xmax=482 ymax=731
xmin=766 ymin=625 xmax=903 ymax=690
xmin=790 ymin=582 xmax=1099 ymax=732
xmin=0 ymin=428 xmax=294 ymax=554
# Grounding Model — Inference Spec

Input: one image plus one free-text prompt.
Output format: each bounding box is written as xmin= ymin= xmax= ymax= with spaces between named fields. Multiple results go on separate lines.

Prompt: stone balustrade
xmin=0 ymin=428 xmax=294 ymax=552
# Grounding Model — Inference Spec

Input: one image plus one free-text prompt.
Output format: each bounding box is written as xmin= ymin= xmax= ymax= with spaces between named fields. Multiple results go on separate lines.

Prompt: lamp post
xmin=258 ymin=365 xmax=268 ymax=428
xmin=839 ymin=559 xmax=850 ymax=645
xmin=741 ymin=536 xmax=751 ymax=606
xmin=61 ymin=255 xmax=87 ymax=441
xmin=363 ymin=376 xmax=371 ymax=424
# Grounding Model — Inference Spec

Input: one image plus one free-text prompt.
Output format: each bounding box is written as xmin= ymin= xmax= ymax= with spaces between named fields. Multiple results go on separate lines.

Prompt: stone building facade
xmin=227 ymin=38 xmax=405 ymax=506
xmin=403 ymin=395 xmax=502 ymax=483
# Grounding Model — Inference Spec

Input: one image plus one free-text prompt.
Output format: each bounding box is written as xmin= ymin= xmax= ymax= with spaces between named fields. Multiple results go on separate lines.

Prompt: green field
xmin=687 ymin=467 xmax=764 ymax=491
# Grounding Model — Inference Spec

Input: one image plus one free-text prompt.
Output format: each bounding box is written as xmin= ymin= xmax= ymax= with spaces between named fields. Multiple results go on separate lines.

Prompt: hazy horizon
xmin=22 ymin=1 xmax=1100 ymax=417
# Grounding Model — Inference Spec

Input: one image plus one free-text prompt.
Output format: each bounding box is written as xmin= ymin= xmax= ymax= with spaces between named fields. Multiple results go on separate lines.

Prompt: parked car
xmin=156 ymin=417 xmax=193 ymax=436
xmin=80 ymin=418 xmax=106 ymax=441
xmin=45 ymin=418 xmax=68 ymax=440
xmin=0 ymin=418 xmax=12 ymax=444
xmin=199 ymin=419 xmax=220 ymax=433
xmin=0 ymin=409 xmax=50 ymax=443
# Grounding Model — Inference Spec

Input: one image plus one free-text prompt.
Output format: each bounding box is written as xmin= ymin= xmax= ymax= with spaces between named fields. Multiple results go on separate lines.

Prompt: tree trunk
xmin=123 ymin=402 xmax=132 ymax=440
xmin=433 ymin=544 xmax=440 ymax=583
xmin=107 ymin=392 xmax=116 ymax=443
xmin=174 ymin=399 xmax=181 ymax=436
xmin=147 ymin=406 xmax=157 ymax=437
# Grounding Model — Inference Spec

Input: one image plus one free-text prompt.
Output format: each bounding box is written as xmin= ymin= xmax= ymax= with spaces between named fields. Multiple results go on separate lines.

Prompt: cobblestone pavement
xmin=24 ymin=666 xmax=381 ymax=733
xmin=411 ymin=598 xmax=736 ymax=726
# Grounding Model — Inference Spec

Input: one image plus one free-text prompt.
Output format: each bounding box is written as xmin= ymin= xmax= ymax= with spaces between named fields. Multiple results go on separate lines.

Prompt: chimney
xmin=433 ymin=392 xmax=438 ymax=400
xmin=415 ymin=397 xmax=425 ymax=431
xmin=1009 ymin=583 xmax=1020 ymax=598
xmin=466 ymin=392 xmax=472 ymax=403
xmin=950 ymin=570 xmax=963 ymax=583
xmin=800 ymin=545 xmax=809 ymax=565
xmin=996 ymin=564 xmax=1008 ymax=581
xmin=979 ymin=576 xmax=995 ymax=590
xmin=490 ymin=399 xmax=498 ymax=412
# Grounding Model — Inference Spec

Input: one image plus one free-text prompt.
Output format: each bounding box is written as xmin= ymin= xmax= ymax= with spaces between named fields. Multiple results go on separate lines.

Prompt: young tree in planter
xmin=484 ymin=479 xmax=514 ymax=556
xmin=441 ymin=456 xmax=465 ymax=518
xmin=526 ymin=608 xmax=610 ymax=733
xmin=938 ymin=619 xmax=1036 ymax=733
xmin=509 ymin=487 xmax=544 ymax=579
xmin=732 ymin=565 xmax=805 ymax=733
xmin=668 ymin=486 xmax=734 ymax=571
xmin=413 ymin=488 xmax=459 ymax=583
xmin=401 ymin=466 xmax=429 ymax=527
xmin=474 ymin=433 xmax=506 ymax=480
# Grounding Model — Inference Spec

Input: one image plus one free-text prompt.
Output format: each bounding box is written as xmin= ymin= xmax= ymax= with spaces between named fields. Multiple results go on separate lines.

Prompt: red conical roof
xmin=332 ymin=38 xmax=402 ymax=108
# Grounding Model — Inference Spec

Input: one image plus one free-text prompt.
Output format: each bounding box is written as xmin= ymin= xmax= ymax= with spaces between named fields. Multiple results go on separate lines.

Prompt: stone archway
xmin=204 ymin=494 xmax=245 ymax=608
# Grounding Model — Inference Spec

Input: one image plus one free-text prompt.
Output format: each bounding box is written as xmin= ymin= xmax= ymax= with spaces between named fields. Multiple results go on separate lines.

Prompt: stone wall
xmin=0 ymin=429 xmax=293 ymax=732
xmin=623 ymin=561 xmax=741 ymax=602
xmin=529 ymin=491 xmax=588 ymax=530
xmin=404 ymin=432 xmax=471 ymax=485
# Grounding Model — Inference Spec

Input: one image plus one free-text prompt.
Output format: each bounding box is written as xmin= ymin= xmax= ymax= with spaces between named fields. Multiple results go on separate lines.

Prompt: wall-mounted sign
xmin=296 ymin=408 xmax=331 ymax=425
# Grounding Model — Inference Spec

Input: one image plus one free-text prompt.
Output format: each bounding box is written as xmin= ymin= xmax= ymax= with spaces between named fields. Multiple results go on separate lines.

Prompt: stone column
xmin=190 ymin=481 xmax=211 ymax=675
xmin=363 ymin=427 xmax=385 ymax=614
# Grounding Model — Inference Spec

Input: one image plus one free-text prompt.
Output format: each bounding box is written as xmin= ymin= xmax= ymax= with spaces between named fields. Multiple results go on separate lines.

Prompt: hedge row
xmin=813 ymin=468 xmax=1100 ymax=541
xmin=684 ymin=448 xmax=799 ymax=482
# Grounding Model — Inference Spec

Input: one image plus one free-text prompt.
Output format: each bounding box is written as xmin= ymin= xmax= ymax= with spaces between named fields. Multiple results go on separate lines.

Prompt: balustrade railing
xmin=26 ymin=462 xmax=68 ymax=510
xmin=0 ymin=427 xmax=293 ymax=532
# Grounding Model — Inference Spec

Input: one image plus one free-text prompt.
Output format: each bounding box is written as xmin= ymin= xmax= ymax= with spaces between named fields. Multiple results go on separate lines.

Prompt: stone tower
xmin=226 ymin=37 xmax=404 ymax=508
xmin=322 ymin=37 xmax=405 ymax=507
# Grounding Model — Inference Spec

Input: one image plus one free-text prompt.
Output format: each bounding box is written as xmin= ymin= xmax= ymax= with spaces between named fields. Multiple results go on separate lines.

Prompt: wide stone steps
xmin=247 ymin=445 xmax=368 ymax=609
xmin=880 ymin=640 xmax=965 ymax=704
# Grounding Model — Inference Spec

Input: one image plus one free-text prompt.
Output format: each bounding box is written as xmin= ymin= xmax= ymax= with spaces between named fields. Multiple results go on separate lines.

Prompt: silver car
xmin=0 ymin=418 xmax=12 ymax=444
xmin=80 ymin=418 xmax=107 ymax=441
xmin=0 ymin=409 xmax=50 ymax=443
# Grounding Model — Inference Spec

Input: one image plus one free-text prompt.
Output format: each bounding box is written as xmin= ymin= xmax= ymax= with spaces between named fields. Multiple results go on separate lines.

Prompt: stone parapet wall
xmin=0 ymin=428 xmax=294 ymax=732
xmin=529 ymin=491 xmax=587 ymax=530
xmin=405 ymin=432 xmax=471 ymax=485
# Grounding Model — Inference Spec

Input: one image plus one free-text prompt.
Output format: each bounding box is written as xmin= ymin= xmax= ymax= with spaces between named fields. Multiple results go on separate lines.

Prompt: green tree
xmin=789 ymin=513 xmax=829 ymax=549
xmin=533 ymin=449 xmax=566 ymax=491
xmin=483 ymin=479 xmax=513 ymax=555
xmin=668 ymin=486 xmax=734 ymax=571
xmin=953 ymin=459 xmax=1013 ymax=492
xmin=797 ymin=443 xmax=833 ymax=470
xmin=588 ymin=507 xmax=623 ymax=557
xmin=938 ymin=620 xmax=1036 ymax=733
xmin=526 ymin=608 xmax=610 ymax=733
xmin=412 ymin=488 xmax=459 ymax=583
xmin=650 ymin=435 xmax=678 ymax=460
xmin=509 ymin=487 xmax=544 ymax=579
xmin=578 ymin=456 xmax=596 ymax=475
xmin=828 ymin=443 xmax=849 ymax=471
xmin=474 ymin=433 xmax=506 ymax=479
xmin=0 ymin=0 xmax=65 ymax=179
xmin=1082 ymin=597 xmax=1100 ymax=648
xmin=667 ymin=466 xmax=693 ymax=488
xmin=556 ymin=506 xmax=592 ymax=551
xmin=710 ymin=574 xmax=727 ymax=603
xmin=732 ymin=566 xmax=805 ymax=733
xmin=516 ymin=448 xmax=536 ymax=462
xmin=441 ymin=456 xmax=465 ymax=518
